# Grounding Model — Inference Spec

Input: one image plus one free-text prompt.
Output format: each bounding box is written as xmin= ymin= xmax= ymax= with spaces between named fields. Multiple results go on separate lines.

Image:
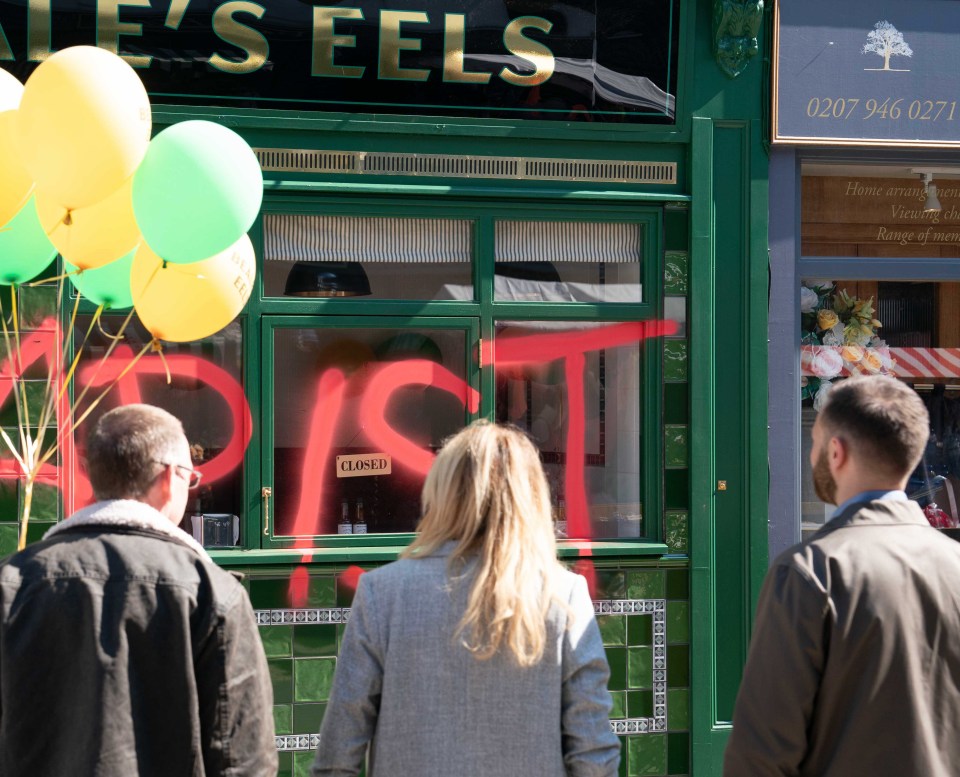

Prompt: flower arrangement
xmin=800 ymin=282 xmax=895 ymax=408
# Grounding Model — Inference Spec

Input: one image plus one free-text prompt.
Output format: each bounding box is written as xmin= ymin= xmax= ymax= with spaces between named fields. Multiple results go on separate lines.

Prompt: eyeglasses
xmin=155 ymin=461 xmax=203 ymax=489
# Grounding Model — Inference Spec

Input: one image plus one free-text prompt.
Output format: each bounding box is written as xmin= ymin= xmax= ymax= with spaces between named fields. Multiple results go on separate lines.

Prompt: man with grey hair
xmin=724 ymin=376 xmax=960 ymax=776
xmin=0 ymin=404 xmax=277 ymax=776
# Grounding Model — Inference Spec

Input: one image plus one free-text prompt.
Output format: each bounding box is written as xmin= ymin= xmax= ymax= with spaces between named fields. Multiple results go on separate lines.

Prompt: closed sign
xmin=336 ymin=453 xmax=392 ymax=478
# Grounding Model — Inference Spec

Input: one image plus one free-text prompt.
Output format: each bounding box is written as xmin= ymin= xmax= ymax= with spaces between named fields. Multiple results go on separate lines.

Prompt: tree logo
xmin=862 ymin=21 xmax=912 ymax=71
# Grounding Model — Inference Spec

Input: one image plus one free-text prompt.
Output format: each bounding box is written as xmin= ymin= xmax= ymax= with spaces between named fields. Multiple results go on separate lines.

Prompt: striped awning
xmin=264 ymin=214 xmax=472 ymax=263
xmin=495 ymin=221 xmax=642 ymax=263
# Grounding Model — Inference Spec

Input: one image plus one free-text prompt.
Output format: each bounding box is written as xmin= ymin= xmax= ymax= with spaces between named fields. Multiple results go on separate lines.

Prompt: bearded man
xmin=724 ymin=375 xmax=960 ymax=777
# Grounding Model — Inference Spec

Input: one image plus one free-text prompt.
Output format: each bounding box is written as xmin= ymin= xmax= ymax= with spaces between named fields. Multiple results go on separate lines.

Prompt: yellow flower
xmin=862 ymin=350 xmax=883 ymax=373
xmin=818 ymin=309 xmax=839 ymax=330
xmin=841 ymin=344 xmax=865 ymax=364
xmin=871 ymin=319 xmax=883 ymax=328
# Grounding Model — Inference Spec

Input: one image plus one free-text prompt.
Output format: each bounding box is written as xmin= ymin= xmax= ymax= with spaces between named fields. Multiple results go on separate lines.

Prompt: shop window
xmin=268 ymin=324 xmax=474 ymax=537
xmin=262 ymin=214 xmax=473 ymax=300
xmin=70 ymin=317 xmax=246 ymax=546
xmin=494 ymin=321 xmax=644 ymax=539
xmin=493 ymin=221 xmax=643 ymax=303
xmin=799 ymin=278 xmax=960 ymax=536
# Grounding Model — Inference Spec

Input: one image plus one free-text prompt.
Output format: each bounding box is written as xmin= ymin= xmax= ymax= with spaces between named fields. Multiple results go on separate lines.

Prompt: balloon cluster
xmin=0 ymin=47 xmax=261 ymax=342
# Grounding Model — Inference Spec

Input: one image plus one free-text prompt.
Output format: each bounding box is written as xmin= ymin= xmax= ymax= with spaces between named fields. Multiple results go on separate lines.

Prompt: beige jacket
xmin=724 ymin=499 xmax=960 ymax=777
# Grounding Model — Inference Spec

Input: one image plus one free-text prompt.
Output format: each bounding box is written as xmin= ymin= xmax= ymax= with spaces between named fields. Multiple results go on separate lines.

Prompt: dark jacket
xmin=0 ymin=500 xmax=277 ymax=777
xmin=724 ymin=499 xmax=960 ymax=777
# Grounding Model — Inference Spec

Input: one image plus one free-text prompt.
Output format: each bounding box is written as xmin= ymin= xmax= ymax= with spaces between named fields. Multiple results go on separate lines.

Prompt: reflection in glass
xmin=272 ymin=327 xmax=471 ymax=536
xmin=494 ymin=321 xmax=643 ymax=539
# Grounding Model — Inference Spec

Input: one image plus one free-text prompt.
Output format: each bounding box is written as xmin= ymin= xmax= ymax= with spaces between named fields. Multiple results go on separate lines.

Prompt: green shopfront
xmin=0 ymin=1 xmax=768 ymax=774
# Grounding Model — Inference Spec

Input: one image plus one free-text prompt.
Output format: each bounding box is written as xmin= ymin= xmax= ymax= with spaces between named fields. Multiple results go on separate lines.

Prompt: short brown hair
xmin=84 ymin=405 xmax=186 ymax=500
xmin=819 ymin=376 xmax=929 ymax=478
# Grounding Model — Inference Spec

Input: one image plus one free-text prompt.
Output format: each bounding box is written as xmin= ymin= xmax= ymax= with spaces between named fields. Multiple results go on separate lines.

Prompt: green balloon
xmin=0 ymin=196 xmax=57 ymax=285
xmin=132 ymin=120 xmax=262 ymax=264
xmin=66 ymin=248 xmax=135 ymax=310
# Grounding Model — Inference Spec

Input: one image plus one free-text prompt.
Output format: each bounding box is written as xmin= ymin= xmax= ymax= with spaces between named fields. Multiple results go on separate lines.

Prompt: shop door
xmin=261 ymin=316 xmax=479 ymax=543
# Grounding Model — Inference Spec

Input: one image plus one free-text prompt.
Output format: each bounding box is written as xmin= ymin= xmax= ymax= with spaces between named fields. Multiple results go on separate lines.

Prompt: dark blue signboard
xmin=775 ymin=0 xmax=960 ymax=146
xmin=0 ymin=0 xmax=679 ymax=124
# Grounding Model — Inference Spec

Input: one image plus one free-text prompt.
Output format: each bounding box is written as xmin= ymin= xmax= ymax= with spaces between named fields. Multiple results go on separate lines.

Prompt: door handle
xmin=262 ymin=486 xmax=272 ymax=536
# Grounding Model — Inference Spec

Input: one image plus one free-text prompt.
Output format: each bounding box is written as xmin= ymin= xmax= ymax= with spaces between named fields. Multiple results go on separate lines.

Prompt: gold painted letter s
xmin=210 ymin=1 xmax=269 ymax=74
xmin=500 ymin=16 xmax=554 ymax=87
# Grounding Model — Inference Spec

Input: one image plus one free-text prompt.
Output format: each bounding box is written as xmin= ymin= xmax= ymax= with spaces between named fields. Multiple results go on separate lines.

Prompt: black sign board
xmin=775 ymin=0 xmax=960 ymax=147
xmin=0 ymin=0 xmax=679 ymax=123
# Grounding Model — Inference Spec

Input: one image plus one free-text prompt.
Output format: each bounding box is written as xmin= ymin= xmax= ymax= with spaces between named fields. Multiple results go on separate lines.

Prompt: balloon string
xmin=26 ymin=268 xmax=81 ymax=287
xmin=151 ymin=339 xmax=172 ymax=384
xmin=67 ymin=307 xmax=136 ymax=421
xmin=0 ymin=290 xmax=29 ymax=463
xmin=96 ymin=315 xmax=126 ymax=341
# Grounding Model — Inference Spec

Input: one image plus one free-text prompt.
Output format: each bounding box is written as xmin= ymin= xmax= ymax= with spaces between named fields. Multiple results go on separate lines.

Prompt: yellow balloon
xmin=36 ymin=178 xmax=140 ymax=269
xmin=0 ymin=71 xmax=33 ymax=230
xmin=132 ymin=234 xmax=255 ymax=342
xmin=16 ymin=47 xmax=151 ymax=211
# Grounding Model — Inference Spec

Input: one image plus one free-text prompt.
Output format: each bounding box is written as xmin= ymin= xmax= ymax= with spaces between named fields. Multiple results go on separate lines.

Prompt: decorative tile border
xmin=259 ymin=598 xmax=667 ymax=746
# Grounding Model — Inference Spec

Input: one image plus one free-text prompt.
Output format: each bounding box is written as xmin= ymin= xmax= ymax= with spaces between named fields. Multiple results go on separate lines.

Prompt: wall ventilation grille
xmin=255 ymin=149 xmax=676 ymax=185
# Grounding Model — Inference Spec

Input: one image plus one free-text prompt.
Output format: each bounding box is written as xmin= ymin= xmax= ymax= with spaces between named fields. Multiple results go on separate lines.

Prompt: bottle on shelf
xmin=555 ymin=498 xmax=568 ymax=539
xmin=354 ymin=498 xmax=368 ymax=534
xmin=338 ymin=499 xmax=353 ymax=534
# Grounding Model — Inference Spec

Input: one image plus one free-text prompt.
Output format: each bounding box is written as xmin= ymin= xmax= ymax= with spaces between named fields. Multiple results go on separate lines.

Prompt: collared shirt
xmin=830 ymin=489 xmax=908 ymax=521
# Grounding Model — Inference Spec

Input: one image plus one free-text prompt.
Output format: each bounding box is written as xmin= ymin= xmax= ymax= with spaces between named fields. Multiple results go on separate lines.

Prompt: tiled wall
xmin=245 ymin=561 xmax=690 ymax=777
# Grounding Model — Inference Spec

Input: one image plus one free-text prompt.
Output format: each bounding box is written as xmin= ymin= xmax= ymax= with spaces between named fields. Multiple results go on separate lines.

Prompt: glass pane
xmin=71 ymin=317 xmax=245 ymax=546
xmin=272 ymin=326 xmax=472 ymax=536
xmin=494 ymin=221 xmax=643 ymax=303
xmin=800 ymin=279 xmax=960 ymax=536
xmin=263 ymin=214 xmax=473 ymax=300
xmin=494 ymin=320 xmax=644 ymax=539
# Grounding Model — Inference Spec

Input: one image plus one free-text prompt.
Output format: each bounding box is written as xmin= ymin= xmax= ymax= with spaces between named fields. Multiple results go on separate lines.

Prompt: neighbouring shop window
xmin=494 ymin=320 xmax=644 ymax=539
xmin=799 ymin=278 xmax=960 ymax=536
xmin=493 ymin=221 xmax=643 ymax=303
xmin=270 ymin=325 xmax=472 ymax=536
xmin=70 ymin=317 xmax=246 ymax=546
xmin=262 ymin=214 xmax=473 ymax=300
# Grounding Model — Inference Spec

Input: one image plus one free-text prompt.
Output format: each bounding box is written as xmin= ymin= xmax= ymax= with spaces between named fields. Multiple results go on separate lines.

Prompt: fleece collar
xmin=44 ymin=499 xmax=212 ymax=561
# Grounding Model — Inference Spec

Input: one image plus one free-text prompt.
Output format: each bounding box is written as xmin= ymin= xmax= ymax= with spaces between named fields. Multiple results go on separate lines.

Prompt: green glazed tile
xmin=268 ymin=659 xmax=293 ymax=704
xmin=627 ymin=614 xmax=653 ymax=646
xmin=664 ymin=426 xmax=688 ymax=469
xmin=273 ymin=704 xmax=292 ymax=735
xmin=294 ymin=752 xmax=315 ymax=777
xmin=0 ymin=524 xmax=17 ymax=557
xmin=259 ymin=626 xmax=293 ymax=658
xmin=626 ymin=570 xmax=664 ymax=600
xmin=293 ymin=625 xmax=338 ymax=657
xmin=664 ymin=471 xmax=689 ymax=511
xmin=667 ymin=646 xmax=689 ymax=687
xmin=0 ymin=481 xmax=18 ymax=522
xmin=27 ymin=482 xmax=60 ymax=522
xmin=598 ymin=615 xmax=627 ymax=647
xmin=627 ymin=689 xmax=653 ymax=718
xmin=663 ymin=252 xmax=689 ymax=295
xmin=663 ymin=383 xmax=688 ymax=425
xmin=666 ymin=602 xmax=689 ymax=644
xmin=596 ymin=570 xmax=627 ymax=600
xmin=18 ymin=283 xmax=58 ymax=329
xmin=294 ymin=657 xmax=337 ymax=703
xmin=610 ymin=691 xmax=627 ymax=719
xmin=665 ymin=569 xmax=689 ymax=601
xmin=663 ymin=341 xmax=688 ymax=383
xmin=665 ymin=514 xmax=689 ymax=555
xmin=277 ymin=752 xmax=293 ymax=777
xmin=667 ymin=733 xmax=690 ymax=775
xmin=663 ymin=204 xmax=689 ymax=252
xmin=667 ymin=689 xmax=689 ymax=730
xmin=628 ymin=733 xmax=667 ymax=776
xmin=25 ymin=521 xmax=54 ymax=544
xmin=294 ymin=702 xmax=326 ymax=733
xmin=627 ymin=646 xmax=653 ymax=689
xmin=618 ymin=738 xmax=628 ymax=777
xmin=606 ymin=647 xmax=627 ymax=690
xmin=0 ymin=383 xmax=47 ymax=426
xmin=248 ymin=578 xmax=294 ymax=610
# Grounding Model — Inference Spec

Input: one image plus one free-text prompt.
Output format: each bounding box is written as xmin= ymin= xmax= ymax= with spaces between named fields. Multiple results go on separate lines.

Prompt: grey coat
xmin=724 ymin=499 xmax=960 ymax=777
xmin=311 ymin=545 xmax=620 ymax=777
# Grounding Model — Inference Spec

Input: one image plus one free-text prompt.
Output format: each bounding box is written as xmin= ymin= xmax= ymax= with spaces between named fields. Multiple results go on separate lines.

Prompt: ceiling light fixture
xmin=921 ymin=171 xmax=942 ymax=213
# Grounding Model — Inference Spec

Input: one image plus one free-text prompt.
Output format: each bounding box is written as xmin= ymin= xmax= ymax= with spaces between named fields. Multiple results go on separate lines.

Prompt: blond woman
xmin=311 ymin=421 xmax=620 ymax=777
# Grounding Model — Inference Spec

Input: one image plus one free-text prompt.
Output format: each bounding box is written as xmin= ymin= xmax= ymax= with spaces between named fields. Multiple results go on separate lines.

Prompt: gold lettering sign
xmin=442 ymin=13 xmax=489 ymax=85
xmin=210 ymin=1 xmax=269 ymax=75
xmin=336 ymin=453 xmax=393 ymax=478
xmin=312 ymin=7 xmax=365 ymax=78
xmin=97 ymin=0 xmax=152 ymax=68
xmin=500 ymin=16 xmax=554 ymax=86
xmin=379 ymin=10 xmax=430 ymax=82
xmin=0 ymin=20 xmax=13 ymax=60
xmin=28 ymin=0 xmax=52 ymax=62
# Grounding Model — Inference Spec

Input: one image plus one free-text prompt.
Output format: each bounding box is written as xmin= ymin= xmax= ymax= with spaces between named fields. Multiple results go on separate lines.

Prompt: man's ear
xmin=145 ymin=463 xmax=174 ymax=510
xmin=829 ymin=435 xmax=849 ymax=470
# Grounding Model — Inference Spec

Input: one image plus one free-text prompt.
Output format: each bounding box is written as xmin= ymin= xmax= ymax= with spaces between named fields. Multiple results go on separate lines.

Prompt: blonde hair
xmin=402 ymin=421 xmax=566 ymax=666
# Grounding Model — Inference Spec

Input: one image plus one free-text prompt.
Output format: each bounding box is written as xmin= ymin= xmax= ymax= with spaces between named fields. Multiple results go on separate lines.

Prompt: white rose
xmin=800 ymin=286 xmax=819 ymax=313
